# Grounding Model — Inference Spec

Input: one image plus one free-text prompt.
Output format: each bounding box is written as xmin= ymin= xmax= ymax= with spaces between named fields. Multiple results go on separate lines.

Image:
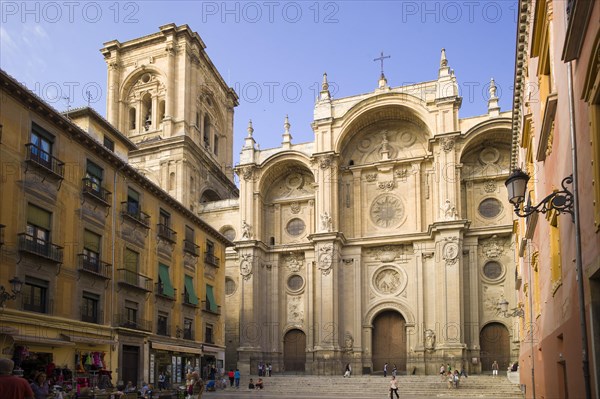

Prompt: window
xmin=127 ymin=188 xmax=140 ymax=216
xmin=159 ymin=209 xmax=171 ymax=227
xmin=83 ymin=230 xmax=101 ymax=272
xmin=82 ymin=292 xmax=99 ymax=323
xmin=125 ymin=300 xmax=138 ymax=327
xmin=184 ymin=275 xmax=199 ymax=305
xmin=287 ymin=275 xmax=304 ymax=291
xmin=478 ymin=198 xmax=502 ymax=219
xmin=129 ymin=107 xmax=137 ymax=130
xmin=26 ymin=204 xmax=51 ymax=253
xmin=157 ymin=312 xmax=169 ymax=336
xmin=158 ymin=263 xmax=175 ymax=298
xmin=213 ymin=134 xmax=218 ymax=155
xmin=183 ymin=318 xmax=193 ymax=340
xmin=203 ymin=117 xmax=210 ymax=148
xmin=205 ymin=284 xmax=217 ymax=312
xmin=158 ymin=209 xmax=175 ymax=242
xmin=221 ymin=228 xmax=236 ymax=242
xmin=124 ymin=248 xmax=139 ymax=286
xmin=482 ymin=261 xmax=503 ymax=280
xmin=103 ymin=136 xmax=114 ymax=151
xmin=286 ymin=218 xmax=306 ymax=236
xmin=205 ymin=323 xmax=214 ymax=344
xmin=23 ymin=277 xmax=48 ymax=313
xmin=30 ymin=123 xmax=54 ymax=168
xmin=225 ymin=278 xmax=236 ymax=296
xmin=184 ymin=226 xmax=197 ymax=255
xmin=85 ymin=160 xmax=103 ymax=193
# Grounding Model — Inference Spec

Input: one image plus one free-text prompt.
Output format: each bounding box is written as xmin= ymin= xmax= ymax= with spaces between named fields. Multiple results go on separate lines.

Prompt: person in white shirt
xmin=389 ymin=376 xmax=399 ymax=399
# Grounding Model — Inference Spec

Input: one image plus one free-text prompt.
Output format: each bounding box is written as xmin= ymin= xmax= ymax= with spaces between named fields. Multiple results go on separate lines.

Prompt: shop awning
xmin=151 ymin=342 xmax=203 ymax=354
xmin=13 ymin=335 xmax=75 ymax=347
xmin=184 ymin=275 xmax=199 ymax=305
xmin=158 ymin=263 xmax=175 ymax=298
xmin=61 ymin=334 xmax=116 ymax=346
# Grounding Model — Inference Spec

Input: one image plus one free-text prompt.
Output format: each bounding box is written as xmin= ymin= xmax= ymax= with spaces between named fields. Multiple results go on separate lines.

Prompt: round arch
xmin=479 ymin=321 xmax=511 ymax=373
xmin=334 ymin=93 xmax=433 ymax=154
xmin=256 ymin=152 xmax=314 ymax=195
xmin=200 ymin=189 xmax=222 ymax=203
xmin=119 ymin=66 xmax=167 ymax=101
xmin=458 ymin=118 xmax=512 ymax=161
xmin=283 ymin=328 xmax=306 ymax=372
xmin=364 ymin=300 xmax=415 ymax=326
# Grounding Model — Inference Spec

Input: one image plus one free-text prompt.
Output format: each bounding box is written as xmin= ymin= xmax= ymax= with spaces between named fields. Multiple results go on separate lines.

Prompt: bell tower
xmin=101 ymin=23 xmax=239 ymax=209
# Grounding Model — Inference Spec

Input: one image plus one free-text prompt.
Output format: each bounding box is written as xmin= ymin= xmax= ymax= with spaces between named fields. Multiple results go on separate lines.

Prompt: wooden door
xmin=480 ymin=323 xmax=510 ymax=372
xmin=283 ymin=329 xmax=306 ymax=372
xmin=372 ymin=311 xmax=407 ymax=373
xmin=122 ymin=345 xmax=140 ymax=386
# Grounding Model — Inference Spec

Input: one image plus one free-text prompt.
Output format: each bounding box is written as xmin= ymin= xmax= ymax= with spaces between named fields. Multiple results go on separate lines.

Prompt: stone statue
xmin=441 ymin=199 xmax=458 ymax=221
xmin=425 ymin=329 xmax=436 ymax=350
xmin=241 ymin=220 xmax=251 ymax=239
xmin=344 ymin=332 xmax=354 ymax=351
xmin=320 ymin=212 xmax=332 ymax=232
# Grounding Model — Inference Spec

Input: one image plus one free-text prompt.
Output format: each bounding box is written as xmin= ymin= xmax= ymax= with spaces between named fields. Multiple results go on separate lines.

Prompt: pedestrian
xmin=383 ymin=362 xmax=388 ymax=377
xmin=189 ymin=371 xmax=204 ymax=399
xmin=343 ymin=363 xmax=351 ymax=378
xmin=392 ymin=364 xmax=397 ymax=377
xmin=228 ymin=369 xmax=234 ymax=387
xmin=158 ymin=372 xmax=165 ymax=391
xmin=0 ymin=358 xmax=34 ymax=399
xmin=234 ymin=369 xmax=240 ymax=389
xmin=492 ymin=360 xmax=499 ymax=377
xmin=31 ymin=372 xmax=50 ymax=399
xmin=439 ymin=364 xmax=446 ymax=381
xmin=268 ymin=363 xmax=272 ymax=377
xmin=389 ymin=376 xmax=399 ymax=399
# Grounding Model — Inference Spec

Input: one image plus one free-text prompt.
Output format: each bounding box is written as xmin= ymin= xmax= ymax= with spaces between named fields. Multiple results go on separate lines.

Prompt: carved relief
xmin=484 ymin=180 xmax=497 ymax=193
xmin=440 ymin=138 xmax=455 ymax=152
xmin=394 ymin=169 xmax=408 ymax=181
xmin=287 ymin=295 xmax=304 ymax=323
xmin=267 ymin=171 xmax=315 ymax=201
xmin=284 ymin=253 xmax=304 ymax=273
xmin=367 ymin=245 xmax=404 ymax=263
xmin=424 ymin=329 xmax=436 ymax=350
xmin=370 ymin=194 xmax=405 ymax=228
xmin=241 ymin=220 xmax=252 ymax=239
xmin=318 ymin=245 xmax=334 ymax=275
xmin=319 ymin=212 xmax=332 ymax=232
xmin=440 ymin=199 xmax=458 ymax=221
xmin=290 ymin=201 xmax=301 ymax=214
xmin=377 ymin=181 xmax=395 ymax=191
xmin=240 ymin=254 xmax=253 ymax=280
xmin=365 ymin=173 xmax=377 ymax=182
xmin=441 ymin=237 xmax=459 ymax=266
xmin=374 ymin=268 xmax=402 ymax=295
xmin=482 ymin=235 xmax=504 ymax=259
xmin=344 ymin=332 xmax=354 ymax=351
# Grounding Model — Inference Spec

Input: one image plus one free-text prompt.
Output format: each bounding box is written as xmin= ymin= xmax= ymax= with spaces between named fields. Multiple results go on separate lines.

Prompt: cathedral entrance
xmin=283 ymin=329 xmax=306 ymax=372
xmin=372 ymin=310 xmax=407 ymax=374
xmin=479 ymin=322 xmax=510 ymax=372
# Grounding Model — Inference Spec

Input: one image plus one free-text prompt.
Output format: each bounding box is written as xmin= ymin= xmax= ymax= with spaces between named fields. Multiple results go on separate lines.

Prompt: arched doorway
xmin=283 ymin=329 xmax=306 ymax=372
xmin=372 ymin=310 xmax=407 ymax=373
xmin=479 ymin=322 xmax=510 ymax=372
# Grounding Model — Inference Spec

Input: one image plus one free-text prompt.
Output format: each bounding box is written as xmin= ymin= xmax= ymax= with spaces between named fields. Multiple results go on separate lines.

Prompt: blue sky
xmin=1 ymin=1 xmax=517 ymax=161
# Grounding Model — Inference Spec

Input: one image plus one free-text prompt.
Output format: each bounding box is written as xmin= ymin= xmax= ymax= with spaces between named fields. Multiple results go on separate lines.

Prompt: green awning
xmin=158 ymin=263 xmax=175 ymax=298
xmin=27 ymin=204 xmax=51 ymax=230
xmin=184 ymin=275 xmax=198 ymax=305
xmin=206 ymin=284 xmax=217 ymax=312
xmin=84 ymin=230 xmax=100 ymax=252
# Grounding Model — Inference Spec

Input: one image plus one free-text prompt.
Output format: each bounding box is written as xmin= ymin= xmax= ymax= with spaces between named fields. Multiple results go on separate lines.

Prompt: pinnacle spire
xmin=282 ymin=115 xmax=292 ymax=148
xmin=247 ymin=119 xmax=254 ymax=137
xmin=243 ymin=119 xmax=256 ymax=149
xmin=440 ymin=48 xmax=448 ymax=67
xmin=319 ymin=72 xmax=331 ymax=101
xmin=487 ymin=77 xmax=500 ymax=116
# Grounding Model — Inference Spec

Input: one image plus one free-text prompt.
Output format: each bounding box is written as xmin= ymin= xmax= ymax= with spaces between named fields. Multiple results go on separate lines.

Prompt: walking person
xmin=234 ymin=369 xmax=240 ymax=389
xmin=392 ymin=364 xmax=397 ymax=377
xmin=383 ymin=362 xmax=388 ymax=377
xmin=389 ymin=376 xmax=399 ymax=399
xmin=439 ymin=364 xmax=446 ymax=381
xmin=492 ymin=361 xmax=499 ymax=377
xmin=343 ymin=363 xmax=351 ymax=378
xmin=158 ymin=371 xmax=166 ymax=391
xmin=228 ymin=369 xmax=234 ymax=387
xmin=0 ymin=358 xmax=34 ymax=399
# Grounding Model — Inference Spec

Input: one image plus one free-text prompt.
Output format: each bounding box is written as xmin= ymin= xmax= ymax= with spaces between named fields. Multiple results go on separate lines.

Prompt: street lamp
xmin=505 ymin=169 xmax=574 ymax=218
xmin=497 ymin=298 xmax=524 ymax=318
xmin=0 ymin=277 xmax=24 ymax=307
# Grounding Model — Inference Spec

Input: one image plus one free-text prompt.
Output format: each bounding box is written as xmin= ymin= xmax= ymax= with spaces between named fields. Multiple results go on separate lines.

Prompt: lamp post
xmin=0 ymin=277 xmax=24 ymax=307
xmin=497 ymin=298 xmax=525 ymax=318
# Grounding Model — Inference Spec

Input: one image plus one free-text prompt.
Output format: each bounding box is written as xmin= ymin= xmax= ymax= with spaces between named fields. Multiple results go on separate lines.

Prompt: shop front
xmin=200 ymin=344 xmax=225 ymax=380
xmin=149 ymin=341 xmax=202 ymax=389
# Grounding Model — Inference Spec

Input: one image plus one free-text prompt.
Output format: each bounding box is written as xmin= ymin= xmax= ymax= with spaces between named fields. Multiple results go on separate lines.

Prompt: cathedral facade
xmin=107 ymin=24 xmax=520 ymax=376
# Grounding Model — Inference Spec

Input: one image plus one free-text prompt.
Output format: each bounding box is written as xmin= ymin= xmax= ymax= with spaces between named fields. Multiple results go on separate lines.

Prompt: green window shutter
xmin=124 ymin=249 xmax=138 ymax=272
xmin=84 ymin=230 xmax=101 ymax=252
xmin=184 ymin=275 xmax=198 ymax=305
xmin=206 ymin=284 xmax=217 ymax=312
xmin=128 ymin=188 xmax=140 ymax=202
xmin=158 ymin=263 xmax=175 ymax=298
xmin=27 ymin=204 xmax=51 ymax=230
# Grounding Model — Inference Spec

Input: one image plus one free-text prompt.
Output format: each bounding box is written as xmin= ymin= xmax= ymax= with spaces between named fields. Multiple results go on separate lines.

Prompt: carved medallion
xmin=440 ymin=138 xmax=455 ymax=152
xmin=318 ymin=245 xmax=334 ymax=275
xmin=373 ymin=268 xmax=402 ymax=295
xmin=240 ymin=254 xmax=253 ymax=280
xmin=441 ymin=238 xmax=459 ymax=266
xmin=482 ymin=235 xmax=504 ymax=258
xmin=290 ymin=201 xmax=301 ymax=214
xmin=285 ymin=253 xmax=304 ymax=273
xmin=484 ymin=180 xmax=497 ymax=193
xmin=370 ymin=194 xmax=404 ymax=228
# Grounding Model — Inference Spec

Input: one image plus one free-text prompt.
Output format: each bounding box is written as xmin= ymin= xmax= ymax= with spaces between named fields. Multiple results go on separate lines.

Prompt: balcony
xmin=25 ymin=143 xmax=65 ymax=180
xmin=116 ymin=269 xmax=152 ymax=292
xmin=155 ymin=282 xmax=177 ymax=300
xmin=0 ymin=224 xmax=4 ymax=248
xmin=201 ymin=300 xmax=221 ymax=315
xmin=183 ymin=240 xmax=200 ymax=257
xmin=204 ymin=252 xmax=220 ymax=267
xmin=157 ymin=322 xmax=171 ymax=337
xmin=182 ymin=292 xmax=198 ymax=308
xmin=77 ymin=254 xmax=112 ymax=279
xmin=18 ymin=233 xmax=63 ymax=264
xmin=82 ymin=178 xmax=112 ymax=206
xmin=120 ymin=202 xmax=150 ymax=228
xmin=114 ymin=314 xmax=152 ymax=332
xmin=80 ymin=306 xmax=103 ymax=324
xmin=157 ymin=224 xmax=177 ymax=243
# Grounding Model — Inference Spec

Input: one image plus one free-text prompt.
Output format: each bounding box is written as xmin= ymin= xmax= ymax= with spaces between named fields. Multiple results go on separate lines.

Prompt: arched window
xmin=158 ymin=100 xmax=165 ymax=121
xmin=203 ymin=115 xmax=211 ymax=148
xmin=142 ymin=93 xmax=152 ymax=131
xmin=129 ymin=107 xmax=136 ymax=130
xmin=169 ymin=172 xmax=175 ymax=191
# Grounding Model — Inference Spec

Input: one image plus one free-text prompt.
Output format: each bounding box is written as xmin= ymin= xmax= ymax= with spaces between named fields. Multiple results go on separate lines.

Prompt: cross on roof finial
xmin=374 ymin=51 xmax=391 ymax=76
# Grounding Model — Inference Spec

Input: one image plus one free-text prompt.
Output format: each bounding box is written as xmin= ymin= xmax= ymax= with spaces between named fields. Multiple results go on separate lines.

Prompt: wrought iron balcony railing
xmin=120 ymin=202 xmax=150 ymax=228
xmin=183 ymin=240 xmax=200 ymax=256
xmin=204 ymin=252 xmax=220 ymax=267
xmin=157 ymin=223 xmax=177 ymax=243
xmin=77 ymin=254 xmax=112 ymax=279
xmin=183 ymin=329 xmax=193 ymax=340
xmin=201 ymin=300 xmax=221 ymax=315
xmin=114 ymin=313 xmax=152 ymax=332
xmin=116 ymin=269 xmax=152 ymax=291
xmin=25 ymin=143 xmax=65 ymax=179
xmin=156 ymin=322 xmax=171 ymax=337
xmin=80 ymin=306 xmax=103 ymax=324
xmin=18 ymin=233 xmax=63 ymax=263
xmin=82 ymin=178 xmax=112 ymax=206
xmin=155 ymin=282 xmax=177 ymax=300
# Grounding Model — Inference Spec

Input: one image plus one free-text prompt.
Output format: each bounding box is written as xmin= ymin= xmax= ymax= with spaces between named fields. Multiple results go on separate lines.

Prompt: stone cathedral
xmin=105 ymin=24 xmax=519 ymax=376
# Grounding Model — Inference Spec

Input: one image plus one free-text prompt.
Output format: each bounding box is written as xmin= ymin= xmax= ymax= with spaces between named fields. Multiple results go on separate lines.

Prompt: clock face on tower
xmin=370 ymin=194 xmax=405 ymax=228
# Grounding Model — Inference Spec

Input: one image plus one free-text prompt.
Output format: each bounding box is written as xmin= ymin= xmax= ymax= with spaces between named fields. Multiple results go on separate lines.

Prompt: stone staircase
xmin=207 ymin=374 xmax=524 ymax=398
